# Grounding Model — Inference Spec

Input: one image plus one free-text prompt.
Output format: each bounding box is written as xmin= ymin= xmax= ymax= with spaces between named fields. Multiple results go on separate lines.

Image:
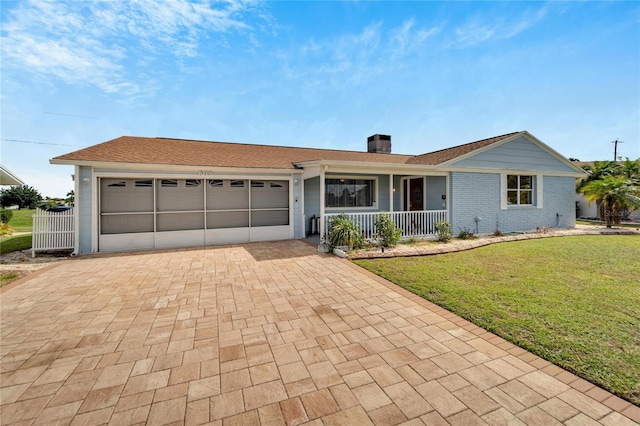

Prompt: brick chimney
xmin=367 ymin=134 xmax=391 ymax=153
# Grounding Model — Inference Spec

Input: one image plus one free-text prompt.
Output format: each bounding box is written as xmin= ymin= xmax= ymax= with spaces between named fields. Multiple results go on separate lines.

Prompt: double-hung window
xmin=507 ymin=175 xmax=533 ymax=205
xmin=325 ymin=177 xmax=376 ymax=208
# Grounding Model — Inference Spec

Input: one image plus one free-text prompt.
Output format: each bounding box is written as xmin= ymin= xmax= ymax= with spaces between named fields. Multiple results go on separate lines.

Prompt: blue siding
xmin=450 ymin=172 xmax=576 ymax=234
xmin=78 ymin=166 xmax=93 ymax=254
xmin=451 ymin=136 xmax=577 ymax=173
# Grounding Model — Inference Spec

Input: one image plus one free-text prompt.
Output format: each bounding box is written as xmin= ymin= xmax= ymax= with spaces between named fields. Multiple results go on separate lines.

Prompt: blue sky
xmin=1 ymin=1 xmax=639 ymax=198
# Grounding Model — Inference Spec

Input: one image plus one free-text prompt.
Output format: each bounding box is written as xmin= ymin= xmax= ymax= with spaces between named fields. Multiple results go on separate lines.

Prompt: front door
xmin=409 ymin=178 xmax=424 ymax=211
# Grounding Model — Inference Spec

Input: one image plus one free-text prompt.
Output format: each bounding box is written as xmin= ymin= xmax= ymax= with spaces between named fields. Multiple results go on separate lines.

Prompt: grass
xmin=5 ymin=208 xmax=36 ymax=232
xmin=0 ymin=273 xmax=20 ymax=288
xmin=354 ymin=235 xmax=640 ymax=405
xmin=0 ymin=234 xmax=32 ymax=254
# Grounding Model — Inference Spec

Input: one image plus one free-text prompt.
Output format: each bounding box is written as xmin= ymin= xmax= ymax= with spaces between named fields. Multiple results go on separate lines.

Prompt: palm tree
xmin=579 ymin=176 xmax=640 ymax=227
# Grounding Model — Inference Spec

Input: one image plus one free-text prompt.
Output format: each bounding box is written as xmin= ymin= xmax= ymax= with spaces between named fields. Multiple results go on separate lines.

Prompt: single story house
xmin=51 ymin=131 xmax=586 ymax=254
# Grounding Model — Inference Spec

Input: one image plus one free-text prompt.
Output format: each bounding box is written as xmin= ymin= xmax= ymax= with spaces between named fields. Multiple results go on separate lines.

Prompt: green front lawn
xmin=3 ymin=208 xmax=36 ymax=232
xmin=0 ymin=234 xmax=32 ymax=254
xmin=354 ymin=235 xmax=640 ymax=405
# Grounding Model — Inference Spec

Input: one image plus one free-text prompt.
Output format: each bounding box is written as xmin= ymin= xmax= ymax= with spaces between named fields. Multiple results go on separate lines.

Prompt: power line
xmin=0 ymin=138 xmax=84 ymax=147
xmin=44 ymin=112 xmax=100 ymax=120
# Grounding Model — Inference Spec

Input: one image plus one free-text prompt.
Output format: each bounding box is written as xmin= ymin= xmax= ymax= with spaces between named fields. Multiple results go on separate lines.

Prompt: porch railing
xmin=324 ymin=210 xmax=448 ymax=242
xmin=32 ymin=208 xmax=75 ymax=257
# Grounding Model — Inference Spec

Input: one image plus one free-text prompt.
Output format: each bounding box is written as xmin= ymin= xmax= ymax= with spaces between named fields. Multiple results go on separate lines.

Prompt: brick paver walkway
xmin=1 ymin=240 xmax=638 ymax=425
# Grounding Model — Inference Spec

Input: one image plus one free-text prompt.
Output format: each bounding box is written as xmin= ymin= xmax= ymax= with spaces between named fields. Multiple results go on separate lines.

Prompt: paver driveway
xmin=1 ymin=240 xmax=638 ymax=425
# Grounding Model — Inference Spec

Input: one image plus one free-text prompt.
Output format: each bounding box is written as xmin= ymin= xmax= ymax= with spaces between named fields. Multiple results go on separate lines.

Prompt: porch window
xmin=325 ymin=178 xmax=375 ymax=208
xmin=507 ymin=175 xmax=533 ymax=205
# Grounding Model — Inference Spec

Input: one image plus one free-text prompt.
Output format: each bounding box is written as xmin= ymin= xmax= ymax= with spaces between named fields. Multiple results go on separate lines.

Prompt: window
xmin=107 ymin=181 xmax=126 ymax=187
xmin=507 ymin=175 xmax=533 ymax=205
xmin=161 ymin=179 xmax=178 ymax=187
xmin=135 ymin=180 xmax=153 ymax=187
xmin=208 ymin=179 xmax=223 ymax=187
xmin=326 ymin=178 xmax=375 ymax=208
xmin=186 ymin=179 xmax=201 ymax=187
xmin=230 ymin=180 xmax=244 ymax=187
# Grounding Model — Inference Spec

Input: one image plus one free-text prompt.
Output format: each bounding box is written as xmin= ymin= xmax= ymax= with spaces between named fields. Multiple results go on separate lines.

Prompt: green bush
xmin=0 ymin=209 xmax=13 ymax=224
xmin=435 ymin=220 xmax=452 ymax=242
xmin=457 ymin=227 xmax=476 ymax=240
xmin=327 ymin=214 xmax=365 ymax=251
xmin=374 ymin=214 xmax=402 ymax=248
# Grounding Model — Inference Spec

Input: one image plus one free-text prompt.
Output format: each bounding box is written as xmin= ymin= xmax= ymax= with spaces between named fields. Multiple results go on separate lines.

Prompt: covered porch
xmin=300 ymin=160 xmax=450 ymax=242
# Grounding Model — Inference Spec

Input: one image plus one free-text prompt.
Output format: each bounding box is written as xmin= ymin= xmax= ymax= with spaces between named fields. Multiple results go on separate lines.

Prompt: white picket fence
xmin=32 ymin=208 xmax=75 ymax=257
xmin=324 ymin=210 xmax=448 ymax=242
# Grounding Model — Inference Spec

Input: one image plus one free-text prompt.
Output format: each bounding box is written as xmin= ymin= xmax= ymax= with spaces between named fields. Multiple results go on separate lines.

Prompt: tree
xmin=0 ymin=185 xmax=43 ymax=209
xmin=65 ymin=190 xmax=75 ymax=206
xmin=579 ymin=176 xmax=640 ymax=227
xmin=576 ymin=160 xmax=620 ymax=192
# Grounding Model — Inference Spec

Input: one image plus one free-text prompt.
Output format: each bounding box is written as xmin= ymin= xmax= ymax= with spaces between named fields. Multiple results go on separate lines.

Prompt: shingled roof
xmin=52 ymin=132 xmax=525 ymax=169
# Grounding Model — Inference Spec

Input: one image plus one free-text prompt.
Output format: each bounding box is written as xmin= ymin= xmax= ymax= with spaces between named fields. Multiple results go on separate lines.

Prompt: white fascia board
xmin=50 ymin=159 xmax=301 ymax=176
xmin=436 ymin=132 xmax=525 ymax=167
xmin=440 ymin=165 xmax=585 ymax=178
xmin=295 ymin=160 xmax=444 ymax=177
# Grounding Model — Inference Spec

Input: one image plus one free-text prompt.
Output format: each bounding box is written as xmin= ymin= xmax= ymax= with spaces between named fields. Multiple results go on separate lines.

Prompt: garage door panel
xmin=251 ymin=181 xmax=289 ymax=209
xmin=157 ymin=213 xmax=205 ymax=232
xmin=251 ymin=210 xmax=289 ymax=227
xmin=100 ymin=179 xmax=153 ymax=213
xmin=157 ymin=179 xmax=204 ymax=211
xmin=101 ymin=214 xmax=154 ymax=234
xmin=206 ymin=180 xmax=249 ymax=210
xmin=206 ymin=212 xmax=249 ymax=229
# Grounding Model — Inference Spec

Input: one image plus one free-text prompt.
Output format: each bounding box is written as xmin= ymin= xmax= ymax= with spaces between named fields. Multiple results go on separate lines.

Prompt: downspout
xmin=71 ymin=165 xmax=80 ymax=256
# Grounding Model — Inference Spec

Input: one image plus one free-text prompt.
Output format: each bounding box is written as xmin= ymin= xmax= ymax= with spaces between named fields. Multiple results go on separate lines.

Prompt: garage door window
xmin=100 ymin=179 xmax=154 ymax=234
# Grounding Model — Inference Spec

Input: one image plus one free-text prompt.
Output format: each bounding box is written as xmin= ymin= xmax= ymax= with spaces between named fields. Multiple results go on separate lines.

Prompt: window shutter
xmin=537 ymin=175 xmax=543 ymax=209
xmin=500 ymin=174 xmax=507 ymax=210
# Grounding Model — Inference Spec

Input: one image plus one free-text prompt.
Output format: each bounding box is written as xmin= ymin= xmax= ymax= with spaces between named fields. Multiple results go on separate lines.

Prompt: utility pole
xmin=612 ymin=138 xmax=624 ymax=161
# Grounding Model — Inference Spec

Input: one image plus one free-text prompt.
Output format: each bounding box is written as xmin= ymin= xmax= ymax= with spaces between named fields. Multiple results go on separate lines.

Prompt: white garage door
xmin=99 ymin=178 xmax=290 ymax=252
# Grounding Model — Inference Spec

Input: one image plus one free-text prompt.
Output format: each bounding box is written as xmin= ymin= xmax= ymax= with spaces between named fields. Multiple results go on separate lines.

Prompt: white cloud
xmin=1 ymin=0 xmax=268 ymax=96
xmin=281 ymin=19 xmax=439 ymax=88
xmin=450 ymin=6 xmax=548 ymax=48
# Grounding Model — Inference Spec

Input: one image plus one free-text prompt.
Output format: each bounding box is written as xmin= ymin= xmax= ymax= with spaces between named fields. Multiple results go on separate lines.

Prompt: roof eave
xmin=50 ymin=159 xmax=302 ymax=175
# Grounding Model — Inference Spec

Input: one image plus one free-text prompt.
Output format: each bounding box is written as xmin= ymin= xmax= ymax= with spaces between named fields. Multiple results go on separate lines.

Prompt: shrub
xmin=434 ymin=220 xmax=452 ymax=242
xmin=327 ymin=214 xmax=365 ymax=251
xmin=374 ymin=214 xmax=402 ymax=248
xmin=0 ymin=222 xmax=14 ymax=236
xmin=457 ymin=227 xmax=476 ymax=240
xmin=404 ymin=236 xmax=419 ymax=245
xmin=0 ymin=209 xmax=13 ymax=224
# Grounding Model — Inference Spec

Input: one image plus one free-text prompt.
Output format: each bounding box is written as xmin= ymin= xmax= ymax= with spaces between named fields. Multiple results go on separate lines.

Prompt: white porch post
xmin=320 ymin=166 xmax=326 ymax=237
xmin=389 ymin=173 xmax=394 ymax=213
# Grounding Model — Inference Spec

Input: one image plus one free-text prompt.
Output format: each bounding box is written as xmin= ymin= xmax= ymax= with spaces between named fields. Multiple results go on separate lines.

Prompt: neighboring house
xmin=574 ymin=161 xmax=640 ymax=221
xmin=0 ymin=164 xmax=25 ymax=186
xmin=573 ymin=161 xmax=599 ymax=219
xmin=51 ymin=131 xmax=586 ymax=254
